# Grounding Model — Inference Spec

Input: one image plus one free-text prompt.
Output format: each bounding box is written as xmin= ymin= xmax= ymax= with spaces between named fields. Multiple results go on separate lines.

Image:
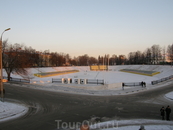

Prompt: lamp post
xmin=0 ymin=28 xmax=11 ymax=102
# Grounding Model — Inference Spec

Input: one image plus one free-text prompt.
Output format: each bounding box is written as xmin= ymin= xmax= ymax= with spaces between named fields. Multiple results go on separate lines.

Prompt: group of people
xmin=141 ymin=81 xmax=146 ymax=87
xmin=160 ymin=105 xmax=171 ymax=120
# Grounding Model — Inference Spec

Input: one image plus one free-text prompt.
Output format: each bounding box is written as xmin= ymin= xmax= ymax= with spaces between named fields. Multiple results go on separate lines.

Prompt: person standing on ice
xmin=160 ymin=106 xmax=165 ymax=120
xmin=165 ymin=105 xmax=171 ymax=121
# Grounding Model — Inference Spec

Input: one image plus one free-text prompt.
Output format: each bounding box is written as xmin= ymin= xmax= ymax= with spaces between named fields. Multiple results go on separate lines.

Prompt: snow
xmin=1 ymin=65 xmax=173 ymax=129
xmin=103 ymin=125 xmax=173 ymax=130
xmin=88 ymin=119 xmax=173 ymax=130
xmin=6 ymin=65 xmax=173 ymax=85
xmin=0 ymin=100 xmax=28 ymax=122
xmin=165 ymin=91 xmax=173 ymax=100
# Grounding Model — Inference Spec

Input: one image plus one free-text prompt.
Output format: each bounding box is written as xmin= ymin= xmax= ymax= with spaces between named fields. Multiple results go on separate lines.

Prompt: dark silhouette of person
xmin=122 ymin=82 xmax=124 ymax=90
xmin=160 ymin=106 xmax=165 ymax=120
xmin=141 ymin=81 xmax=144 ymax=87
xmin=165 ymin=105 xmax=171 ymax=121
xmin=143 ymin=82 xmax=146 ymax=87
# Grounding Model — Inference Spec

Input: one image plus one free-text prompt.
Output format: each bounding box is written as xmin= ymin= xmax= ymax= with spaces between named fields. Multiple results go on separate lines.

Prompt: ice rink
xmin=1 ymin=65 xmax=173 ymax=129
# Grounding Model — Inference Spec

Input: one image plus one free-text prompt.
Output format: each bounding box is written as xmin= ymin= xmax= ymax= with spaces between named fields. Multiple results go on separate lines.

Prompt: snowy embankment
xmin=0 ymin=100 xmax=28 ymax=122
xmin=5 ymin=65 xmax=173 ymax=85
xmin=4 ymin=65 xmax=173 ymax=94
xmin=165 ymin=91 xmax=173 ymax=101
xmin=88 ymin=119 xmax=173 ymax=130
xmin=1 ymin=65 xmax=173 ymax=129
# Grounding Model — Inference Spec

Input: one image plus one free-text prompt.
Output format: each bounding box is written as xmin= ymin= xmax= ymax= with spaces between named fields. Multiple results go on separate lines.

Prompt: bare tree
xmin=2 ymin=40 xmax=33 ymax=80
xmin=78 ymin=54 xmax=89 ymax=66
xmin=109 ymin=54 xmax=117 ymax=65
xmin=167 ymin=44 xmax=173 ymax=65
xmin=88 ymin=57 xmax=98 ymax=65
xmin=49 ymin=52 xmax=66 ymax=66
xmin=98 ymin=55 xmax=102 ymax=65
xmin=151 ymin=45 xmax=162 ymax=64
xmin=145 ymin=48 xmax=152 ymax=64
xmin=69 ymin=57 xmax=77 ymax=66
xmin=118 ymin=55 xmax=126 ymax=65
xmin=162 ymin=46 xmax=166 ymax=65
xmin=23 ymin=46 xmax=39 ymax=67
xmin=50 ymin=52 xmax=58 ymax=66
xmin=98 ymin=56 xmax=104 ymax=65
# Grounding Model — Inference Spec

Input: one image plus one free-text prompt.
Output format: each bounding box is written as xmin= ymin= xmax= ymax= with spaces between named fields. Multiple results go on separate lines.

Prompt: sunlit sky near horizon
xmin=1 ymin=0 xmax=173 ymax=58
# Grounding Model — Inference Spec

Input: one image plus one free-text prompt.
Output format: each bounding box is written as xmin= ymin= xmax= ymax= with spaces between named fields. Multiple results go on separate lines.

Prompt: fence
xmin=3 ymin=76 xmax=30 ymax=83
xmin=52 ymin=78 xmax=62 ymax=83
xmin=87 ymin=79 xmax=104 ymax=85
xmin=122 ymin=82 xmax=146 ymax=90
xmin=123 ymin=82 xmax=142 ymax=87
xmin=52 ymin=78 xmax=104 ymax=85
xmin=151 ymin=75 xmax=173 ymax=85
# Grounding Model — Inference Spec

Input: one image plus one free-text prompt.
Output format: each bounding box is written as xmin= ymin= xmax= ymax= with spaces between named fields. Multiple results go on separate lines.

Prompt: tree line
xmin=2 ymin=40 xmax=173 ymax=80
xmin=127 ymin=44 xmax=172 ymax=65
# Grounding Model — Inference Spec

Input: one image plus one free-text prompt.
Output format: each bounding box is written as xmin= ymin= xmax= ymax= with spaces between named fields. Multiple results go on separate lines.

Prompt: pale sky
xmin=1 ymin=0 xmax=173 ymax=58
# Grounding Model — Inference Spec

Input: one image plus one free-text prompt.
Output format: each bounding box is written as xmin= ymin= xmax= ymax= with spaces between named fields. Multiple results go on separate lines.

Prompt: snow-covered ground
xmin=0 ymin=100 xmax=28 ymax=122
xmin=88 ymin=119 xmax=173 ymax=130
xmin=165 ymin=91 xmax=173 ymax=101
xmin=1 ymin=65 xmax=173 ymax=129
xmin=4 ymin=65 xmax=173 ymax=96
xmin=6 ymin=65 xmax=173 ymax=85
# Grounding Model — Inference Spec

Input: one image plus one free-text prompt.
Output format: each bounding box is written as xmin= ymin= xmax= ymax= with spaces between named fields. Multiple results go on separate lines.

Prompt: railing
xmin=52 ymin=78 xmax=104 ymax=85
xmin=87 ymin=79 xmax=104 ymax=85
xmin=52 ymin=78 xmax=62 ymax=83
xmin=151 ymin=75 xmax=173 ymax=85
xmin=11 ymin=78 xmax=30 ymax=83
xmin=122 ymin=82 xmax=146 ymax=90
xmin=123 ymin=82 xmax=142 ymax=86
xmin=3 ymin=76 xmax=30 ymax=83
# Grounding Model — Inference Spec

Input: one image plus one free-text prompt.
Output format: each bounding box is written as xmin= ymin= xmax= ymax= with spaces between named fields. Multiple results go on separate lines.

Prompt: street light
xmin=0 ymin=28 xmax=11 ymax=102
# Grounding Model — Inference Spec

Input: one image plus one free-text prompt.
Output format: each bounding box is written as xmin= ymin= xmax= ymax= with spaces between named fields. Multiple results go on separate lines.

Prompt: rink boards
xmin=120 ymin=69 xmax=160 ymax=76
